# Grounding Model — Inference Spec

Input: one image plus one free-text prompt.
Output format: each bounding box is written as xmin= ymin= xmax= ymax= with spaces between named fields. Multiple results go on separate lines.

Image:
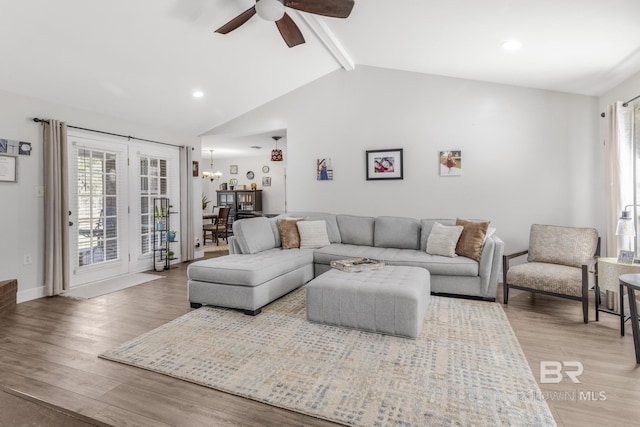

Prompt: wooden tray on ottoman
xmin=330 ymin=257 xmax=385 ymax=272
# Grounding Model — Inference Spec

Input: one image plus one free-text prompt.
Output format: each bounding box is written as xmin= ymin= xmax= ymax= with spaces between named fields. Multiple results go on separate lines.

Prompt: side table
xmin=618 ymin=274 xmax=640 ymax=364
xmin=596 ymin=257 xmax=640 ymax=335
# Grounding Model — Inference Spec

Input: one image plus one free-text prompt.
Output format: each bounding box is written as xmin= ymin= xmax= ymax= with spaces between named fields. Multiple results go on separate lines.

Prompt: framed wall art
xmin=366 ymin=149 xmax=403 ymax=180
xmin=317 ymin=158 xmax=333 ymax=180
xmin=262 ymin=176 xmax=271 ymax=187
xmin=0 ymin=154 xmax=17 ymax=182
xmin=192 ymin=161 xmax=199 ymax=177
xmin=439 ymin=150 xmax=462 ymax=176
xmin=230 ymin=165 xmax=238 ymax=174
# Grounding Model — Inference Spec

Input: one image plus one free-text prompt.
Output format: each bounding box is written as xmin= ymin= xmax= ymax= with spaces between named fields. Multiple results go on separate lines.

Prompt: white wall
xmin=209 ymin=66 xmax=603 ymax=254
xmin=201 ymin=154 xmax=287 ymax=215
xmin=0 ymin=89 xmax=201 ymax=302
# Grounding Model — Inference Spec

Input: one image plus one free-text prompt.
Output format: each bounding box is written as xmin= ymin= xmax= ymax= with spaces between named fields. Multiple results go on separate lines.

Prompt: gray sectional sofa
xmin=187 ymin=212 xmax=505 ymax=314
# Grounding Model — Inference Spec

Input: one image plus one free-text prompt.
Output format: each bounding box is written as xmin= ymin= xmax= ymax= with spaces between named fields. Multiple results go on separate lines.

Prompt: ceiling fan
xmin=215 ymin=0 xmax=355 ymax=48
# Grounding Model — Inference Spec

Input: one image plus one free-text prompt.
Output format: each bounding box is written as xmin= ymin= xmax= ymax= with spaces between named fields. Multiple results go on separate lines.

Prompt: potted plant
xmin=167 ymin=250 xmax=175 ymax=260
xmin=167 ymin=230 xmax=177 ymax=242
xmin=154 ymin=251 xmax=166 ymax=271
xmin=155 ymin=205 xmax=168 ymax=230
xmin=202 ymin=193 xmax=211 ymax=211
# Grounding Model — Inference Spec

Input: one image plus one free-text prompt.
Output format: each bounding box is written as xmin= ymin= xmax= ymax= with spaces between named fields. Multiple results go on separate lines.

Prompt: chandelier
xmin=202 ymin=149 xmax=222 ymax=181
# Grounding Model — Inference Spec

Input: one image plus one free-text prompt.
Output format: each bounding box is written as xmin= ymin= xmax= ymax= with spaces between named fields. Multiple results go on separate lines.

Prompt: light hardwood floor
xmin=0 ymin=254 xmax=639 ymax=427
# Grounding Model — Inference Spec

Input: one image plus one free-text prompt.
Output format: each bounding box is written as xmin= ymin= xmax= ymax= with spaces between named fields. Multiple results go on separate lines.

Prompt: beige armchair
xmin=503 ymin=224 xmax=600 ymax=323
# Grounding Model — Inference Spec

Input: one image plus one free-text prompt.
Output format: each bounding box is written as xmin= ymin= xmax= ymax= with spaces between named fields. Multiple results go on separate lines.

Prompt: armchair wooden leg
xmin=581 ymin=264 xmax=589 ymax=323
xmin=502 ymin=256 xmax=509 ymax=304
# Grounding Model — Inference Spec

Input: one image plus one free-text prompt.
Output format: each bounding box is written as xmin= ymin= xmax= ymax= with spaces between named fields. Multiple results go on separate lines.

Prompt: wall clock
xmin=262 ymin=165 xmax=270 ymax=173
xmin=246 ymin=170 xmax=255 ymax=179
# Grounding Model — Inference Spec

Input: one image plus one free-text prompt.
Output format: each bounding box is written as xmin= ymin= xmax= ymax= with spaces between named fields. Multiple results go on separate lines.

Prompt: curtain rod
xmin=600 ymin=93 xmax=640 ymax=117
xmin=32 ymin=117 xmax=184 ymax=148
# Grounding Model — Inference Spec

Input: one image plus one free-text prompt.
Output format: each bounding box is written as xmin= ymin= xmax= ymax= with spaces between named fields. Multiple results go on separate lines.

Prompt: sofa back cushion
xmin=337 ymin=215 xmax=375 ymax=246
xmin=374 ymin=216 xmax=421 ymax=249
xmin=528 ymin=224 xmax=599 ymax=268
xmin=420 ymin=219 xmax=456 ymax=251
xmin=232 ymin=217 xmax=277 ymax=254
xmin=279 ymin=212 xmax=341 ymax=243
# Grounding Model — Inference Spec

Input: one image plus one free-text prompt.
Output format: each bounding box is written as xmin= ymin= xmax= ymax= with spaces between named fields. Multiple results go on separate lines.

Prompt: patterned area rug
xmin=100 ymin=288 xmax=555 ymax=426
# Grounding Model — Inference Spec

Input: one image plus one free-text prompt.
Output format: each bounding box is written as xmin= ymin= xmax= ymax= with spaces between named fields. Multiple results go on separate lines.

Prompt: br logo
xmin=540 ymin=361 xmax=583 ymax=384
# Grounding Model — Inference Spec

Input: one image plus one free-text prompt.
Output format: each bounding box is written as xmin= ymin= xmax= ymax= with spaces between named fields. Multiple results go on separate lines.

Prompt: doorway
xmin=67 ymin=131 xmax=180 ymax=287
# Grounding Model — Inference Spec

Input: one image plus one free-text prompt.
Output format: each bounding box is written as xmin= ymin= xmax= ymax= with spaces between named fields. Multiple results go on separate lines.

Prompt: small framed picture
xmin=618 ymin=250 xmax=635 ymax=264
xmin=262 ymin=177 xmax=271 ymax=187
xmin=18 ymin=142 xmax=31 ymax=156
xmin=230 ymin=165 xmax=238 ymax=174
xmin=192 ymin=161 xmax=199 ymax=177
xmin=366 ymin=149 xmax=403 ymax=180
xmin=440 ymin=150 xmax=462 ymax=176
xmin=317 ymin=158 xmax=333 ymax=180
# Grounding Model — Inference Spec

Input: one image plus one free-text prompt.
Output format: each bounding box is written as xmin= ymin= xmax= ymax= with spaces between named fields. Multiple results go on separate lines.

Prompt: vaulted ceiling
xmin=1 ymin=0 xmax=639 ymax=150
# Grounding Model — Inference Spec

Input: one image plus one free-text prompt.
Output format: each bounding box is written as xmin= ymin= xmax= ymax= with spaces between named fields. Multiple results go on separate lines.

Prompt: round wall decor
xmin=246 ymin=171 xmax=255 ymax=179
xmin=262 ymin=165 xmax=270 ymax=173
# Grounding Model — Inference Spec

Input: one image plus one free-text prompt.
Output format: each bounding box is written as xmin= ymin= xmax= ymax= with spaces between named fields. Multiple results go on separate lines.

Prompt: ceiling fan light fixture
xmin=255 ymin=0 xmax=285 ymax=21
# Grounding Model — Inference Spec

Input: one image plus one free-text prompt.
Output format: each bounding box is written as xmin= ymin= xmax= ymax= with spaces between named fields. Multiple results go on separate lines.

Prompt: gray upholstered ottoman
xmin=306 ymin=266 xmax=430 ymax=338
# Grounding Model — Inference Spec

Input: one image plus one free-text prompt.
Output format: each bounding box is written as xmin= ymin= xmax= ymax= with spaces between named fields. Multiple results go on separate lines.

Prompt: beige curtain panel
xmin=43 ymin=119 xmax=70 ymax=296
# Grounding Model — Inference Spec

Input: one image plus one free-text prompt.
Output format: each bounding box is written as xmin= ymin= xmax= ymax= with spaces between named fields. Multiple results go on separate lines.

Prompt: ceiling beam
xmin=294 ymin=12 xmax=355 ymax=71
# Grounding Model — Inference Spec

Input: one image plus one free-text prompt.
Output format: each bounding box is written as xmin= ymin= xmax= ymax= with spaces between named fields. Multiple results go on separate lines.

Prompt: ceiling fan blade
xmin=284 ymin=0 xmax=354 ymax=18
xmin=215 ymin=6 xmax=256 ymax=34
xmin=275 ymin=13 xmax=305 ymax=48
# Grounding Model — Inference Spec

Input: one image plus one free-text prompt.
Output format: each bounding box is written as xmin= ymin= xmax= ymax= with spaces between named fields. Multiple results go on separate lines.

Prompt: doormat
xmin=63 ymin=273 xmax=163 ymax=299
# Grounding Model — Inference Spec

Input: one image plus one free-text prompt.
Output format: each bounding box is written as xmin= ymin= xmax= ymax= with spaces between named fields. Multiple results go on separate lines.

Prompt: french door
xmin=67 ymin=131 xmax=180 ymax=287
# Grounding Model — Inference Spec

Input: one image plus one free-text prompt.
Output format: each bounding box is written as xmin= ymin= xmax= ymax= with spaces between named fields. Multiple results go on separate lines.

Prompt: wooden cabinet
xmin=216 ymin=190 xmax=262 ymax=219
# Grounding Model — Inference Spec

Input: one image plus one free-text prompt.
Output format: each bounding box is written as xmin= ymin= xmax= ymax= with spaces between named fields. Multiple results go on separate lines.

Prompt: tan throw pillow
xmin=455 ymin=219 xmax=490 ymax=261
xmin=278 ymin=218 xmax=303 ymax=249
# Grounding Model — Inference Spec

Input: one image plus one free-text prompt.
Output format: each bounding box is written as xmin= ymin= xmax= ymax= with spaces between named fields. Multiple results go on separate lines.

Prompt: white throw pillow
xmin=426 ymin=222 xmax=464 ymax=257
xmin=297 ymin=220 xmax=331 ymax=249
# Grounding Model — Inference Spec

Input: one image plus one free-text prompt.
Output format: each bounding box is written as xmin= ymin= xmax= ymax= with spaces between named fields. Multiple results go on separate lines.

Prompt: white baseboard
xmin=17 ymin=286 xmax=47 ymax=303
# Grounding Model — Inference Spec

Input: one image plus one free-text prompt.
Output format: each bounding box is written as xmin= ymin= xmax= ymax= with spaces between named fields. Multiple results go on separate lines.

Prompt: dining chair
xmin=203 ymin=206 xmax=231 ymax=245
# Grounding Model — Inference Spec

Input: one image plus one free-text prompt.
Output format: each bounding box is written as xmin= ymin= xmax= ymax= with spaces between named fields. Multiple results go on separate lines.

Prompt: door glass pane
xmin=139 ymin=154 xmax=169 ymax=255
xmin=76 ymin=148 xmax=118 ymax=267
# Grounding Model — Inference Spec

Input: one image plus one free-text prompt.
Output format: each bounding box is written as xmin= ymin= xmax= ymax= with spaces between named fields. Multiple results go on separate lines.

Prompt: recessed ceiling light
xmin=193 ymin=90 xmax=204 ymax=98
xmin=502 ymin=40 xmax=522 ymax=51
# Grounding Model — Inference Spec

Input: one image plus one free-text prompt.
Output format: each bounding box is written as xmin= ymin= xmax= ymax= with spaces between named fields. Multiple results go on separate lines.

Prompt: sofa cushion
xmin=232 ymin=217 xmax=276 ymax=254
xmin=506 ymin=262 xmax=592 ymax=297
xmin=374 ymin=216 xmax=421 ymax=250
xmin=337 ymin=215 xmax=375 ymax=246
xmin=313 ymin=244 xmax=479 ymax=276
xmin=420 ymin=219 xmax=456 ymax=251
xmin=426 ymin=222 xmax=463 ymax=257
xmin=527 ymin=224 xmax=599 ymax=268
xmin=278 ymin=218 xmax=304 ymax=249
xmin=187 ymin=248 xmax=314 ymax=287
xmin=297 ymin=220 xmax=331 ymax=249
xmin=455 ymin=219 xmax=490 ymax=261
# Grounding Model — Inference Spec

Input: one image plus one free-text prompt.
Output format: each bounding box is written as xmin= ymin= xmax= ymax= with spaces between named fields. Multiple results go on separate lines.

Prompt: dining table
xmin=203 ymin=212 xmax=217 ymax=223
